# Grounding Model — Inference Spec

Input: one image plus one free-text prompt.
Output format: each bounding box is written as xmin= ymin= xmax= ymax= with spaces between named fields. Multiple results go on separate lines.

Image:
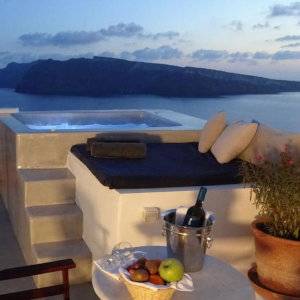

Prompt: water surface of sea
xmin=0 ymin=88 xmax=299 ymax=132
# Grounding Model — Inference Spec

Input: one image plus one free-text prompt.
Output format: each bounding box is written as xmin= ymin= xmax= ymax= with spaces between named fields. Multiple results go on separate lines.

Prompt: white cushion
xmin=198 ymin=112 xmax=227 ymax=153
xmin=211 ymin=121 xmax=258 ymax=164
xmin=239 ymin=124 xmax=291 ymax=164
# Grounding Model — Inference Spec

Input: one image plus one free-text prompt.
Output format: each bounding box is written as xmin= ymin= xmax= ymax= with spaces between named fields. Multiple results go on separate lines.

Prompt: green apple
xmin=158 ymin=258 xmax=184 ymax=282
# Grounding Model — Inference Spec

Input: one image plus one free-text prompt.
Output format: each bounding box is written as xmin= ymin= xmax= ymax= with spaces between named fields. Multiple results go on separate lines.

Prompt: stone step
xmin=27 ymin=203 xmax=82 ymax=244
xmin=33 ymin=239 xmax=92 ymax=287
xmin=19 ymin=168 xmax=75 ymax=206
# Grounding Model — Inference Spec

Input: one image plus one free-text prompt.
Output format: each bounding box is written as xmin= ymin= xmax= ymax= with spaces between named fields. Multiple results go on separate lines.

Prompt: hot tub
xmin=0 ymin=109 xmax=205 ymax=169
xmin=11 ymin=110 xmax=205 ymax=132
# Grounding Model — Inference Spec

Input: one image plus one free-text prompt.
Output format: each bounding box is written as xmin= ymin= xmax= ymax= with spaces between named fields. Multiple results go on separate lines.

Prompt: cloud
xmin=139 ymin=31 xmax=179 ymax=40
xmin=0 ymin=51 xmax=73 ymax=68
xmin=276 ymin=35 xmax=300 ymax=42
xmin=97 ymin=51 xmax=116 ymax=58
xmin=272 ymin=50 xmax=300 ymax=60
xmin=273 ymin=25 xmax=281 ymax=30
xmin=0 ymin=51 xmax=105 ymax=68
xmin=226 ymin=20 xmax=243 ymax=31
xmin=119 ymin=51 xmax=132 ymax=60
xmin=252 ymin=22 xmax=270 ymax=29
xmin=5 ymin=46 xmax=300 ymax=71
xmin=191 ymin=49 xmax=253 ymax=63
xmin=121 ymin=45 xmax=182 ymax=61
xmin=253 ymin=51 xmax=272 ymax=59
xmin=48 ymin=31 xmax=104 ymax=46
xmin=20 ymin=33 xmax=53 ymax=47
xmin=0 ymin=52 xmax=36 ymax=67
xmin=228 ymin=52 xmax=253 ymax=63
xmin=191 ymin=49 xmax=228 ymax=61
xmin=19 ymin=23 xmax=180 ymax=47
xmin=281 ymin=42 xmax=300 ymax=48
xmin=269 ymin=2 xmax=300 ymax=17
xmin=19 ymin=31 xmax=104 ymax=47
xmin=133 ymin=45 xmax=182 ymax=60
xmin=190 ymin=48 xmax=300 ymax=62
xmin=100 ymin=22 xmax=143 ymax=37
xmin=0 ymin=51 xmax=10 ymax=56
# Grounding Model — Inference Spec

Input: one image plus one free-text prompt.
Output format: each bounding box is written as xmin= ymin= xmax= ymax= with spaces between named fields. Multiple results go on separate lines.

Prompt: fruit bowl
xmin=121 ymin=274 xmax=175 ymax=300
xmin=119 ymin=257 xmax=192 ymax=300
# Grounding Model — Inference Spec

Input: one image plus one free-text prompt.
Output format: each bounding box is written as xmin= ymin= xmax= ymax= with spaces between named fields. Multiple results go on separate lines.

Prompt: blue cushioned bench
xmin=70 ymin=143 xmax=243 ymax=189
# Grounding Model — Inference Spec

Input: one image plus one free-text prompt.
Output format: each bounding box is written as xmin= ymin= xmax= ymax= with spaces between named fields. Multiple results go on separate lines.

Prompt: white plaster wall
xmin=67 ymin=153 xmax=257 ymax=273
xmin=67 ymin=153 xmax=121 ymax=259
xmin=118 ymin=186 xmax=257 ymax=273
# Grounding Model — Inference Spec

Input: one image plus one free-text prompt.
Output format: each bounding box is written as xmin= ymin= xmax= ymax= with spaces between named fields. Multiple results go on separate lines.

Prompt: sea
xmin=0 ymin=88 xmax=299 ymax=132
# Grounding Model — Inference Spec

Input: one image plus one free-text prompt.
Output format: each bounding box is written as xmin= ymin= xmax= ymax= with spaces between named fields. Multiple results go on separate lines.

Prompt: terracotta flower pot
xmin=251 ymin=220 xmax=300 ymax=297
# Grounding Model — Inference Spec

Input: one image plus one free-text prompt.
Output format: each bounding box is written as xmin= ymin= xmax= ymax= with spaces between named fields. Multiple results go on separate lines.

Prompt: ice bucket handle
xmin=162 ymin=225 xmax=212 ymax=237
xmin=161 ymin=225 xmax=214 ymax=247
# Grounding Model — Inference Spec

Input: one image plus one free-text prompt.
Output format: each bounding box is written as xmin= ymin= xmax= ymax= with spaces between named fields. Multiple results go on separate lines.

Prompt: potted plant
xmin=242 ymin=145 xmax=300 ymax=297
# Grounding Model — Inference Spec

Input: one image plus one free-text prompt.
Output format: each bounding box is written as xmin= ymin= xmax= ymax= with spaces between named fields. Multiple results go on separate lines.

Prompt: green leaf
xmin=293 ymin=228 xmax=299 ymax=240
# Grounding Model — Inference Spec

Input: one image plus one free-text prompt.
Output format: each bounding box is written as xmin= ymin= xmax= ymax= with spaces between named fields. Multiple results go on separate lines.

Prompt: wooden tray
xmin=248 ymin=266 xmax=300 ymax=300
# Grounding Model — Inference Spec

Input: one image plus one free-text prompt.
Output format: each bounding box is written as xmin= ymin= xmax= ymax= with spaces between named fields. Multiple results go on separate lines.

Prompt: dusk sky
xmin=2 ymin=0 xmax=300 ymax=80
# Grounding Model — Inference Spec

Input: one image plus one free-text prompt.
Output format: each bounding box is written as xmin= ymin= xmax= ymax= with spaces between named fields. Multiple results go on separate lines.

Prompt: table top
xmin=92 ymin=246 xmax=255 ymax=300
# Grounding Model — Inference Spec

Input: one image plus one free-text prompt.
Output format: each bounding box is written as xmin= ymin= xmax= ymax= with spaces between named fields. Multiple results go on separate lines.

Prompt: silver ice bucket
xmin=162 ymin=209 xmax=215 ymax=273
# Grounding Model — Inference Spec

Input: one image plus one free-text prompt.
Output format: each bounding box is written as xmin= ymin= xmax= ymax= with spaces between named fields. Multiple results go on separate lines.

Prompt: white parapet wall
xmin=67 ymin=152 xmax=257 ymax=274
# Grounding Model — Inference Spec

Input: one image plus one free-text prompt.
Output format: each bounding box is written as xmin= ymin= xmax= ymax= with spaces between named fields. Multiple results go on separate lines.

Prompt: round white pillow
xmin=198 ymin=112 xmax=227 ymax=153
xmin=211 ymin=121 xmax=258 ymax=164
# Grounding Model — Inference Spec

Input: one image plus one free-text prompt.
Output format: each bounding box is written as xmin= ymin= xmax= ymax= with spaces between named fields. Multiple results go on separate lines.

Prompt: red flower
xmin=255 ymin=154 xmax=264 ymax=163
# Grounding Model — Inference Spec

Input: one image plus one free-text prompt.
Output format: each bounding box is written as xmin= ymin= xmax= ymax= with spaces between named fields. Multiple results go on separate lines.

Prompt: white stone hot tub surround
xmin=67 ymin=152 xmax=257 ymax=274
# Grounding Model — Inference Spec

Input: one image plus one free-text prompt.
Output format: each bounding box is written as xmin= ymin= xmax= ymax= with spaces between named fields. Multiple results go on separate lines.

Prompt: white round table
xmin=92 ymin=246 xmax=255 ymax=300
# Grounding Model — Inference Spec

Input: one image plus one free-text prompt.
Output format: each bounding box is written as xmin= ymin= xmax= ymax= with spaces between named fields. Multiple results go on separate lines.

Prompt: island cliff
xmin=1 ymin=57 xmax=300 ymax=97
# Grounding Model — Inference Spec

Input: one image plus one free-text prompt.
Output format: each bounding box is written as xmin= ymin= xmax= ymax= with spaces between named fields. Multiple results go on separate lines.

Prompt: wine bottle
xmin=182 ymin=187 xmax=207 ymax=227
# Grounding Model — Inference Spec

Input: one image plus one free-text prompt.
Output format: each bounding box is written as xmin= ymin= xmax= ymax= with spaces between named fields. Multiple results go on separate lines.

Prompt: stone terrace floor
xmin=0 ymin=198 xmax=98 ymax=299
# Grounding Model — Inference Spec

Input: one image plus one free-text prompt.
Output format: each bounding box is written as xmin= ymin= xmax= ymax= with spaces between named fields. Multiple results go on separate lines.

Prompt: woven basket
xmin=123 ymin=280 xmax=175 ymax=300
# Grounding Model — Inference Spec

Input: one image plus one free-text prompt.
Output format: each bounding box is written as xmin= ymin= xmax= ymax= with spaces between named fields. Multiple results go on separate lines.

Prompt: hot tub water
xmin=27 ymin=122 xmax=150 ymax=131
xmin=12 ymin=110 xmax=186 ymax=132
